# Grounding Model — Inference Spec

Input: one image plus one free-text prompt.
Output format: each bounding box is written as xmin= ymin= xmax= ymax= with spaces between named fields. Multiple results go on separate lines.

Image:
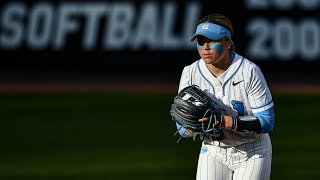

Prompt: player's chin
xmin=202 ymin=57 xmax=216 ymax=64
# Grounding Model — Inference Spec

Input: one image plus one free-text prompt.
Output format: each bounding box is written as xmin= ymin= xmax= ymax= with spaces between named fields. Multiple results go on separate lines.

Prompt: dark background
xmin=0 ymin=0 xmax=319 ymax=85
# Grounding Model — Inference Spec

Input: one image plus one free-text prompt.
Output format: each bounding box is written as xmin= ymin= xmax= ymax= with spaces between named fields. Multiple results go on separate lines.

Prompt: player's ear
xmin=226 ymin=39 xmax=232 ymax=50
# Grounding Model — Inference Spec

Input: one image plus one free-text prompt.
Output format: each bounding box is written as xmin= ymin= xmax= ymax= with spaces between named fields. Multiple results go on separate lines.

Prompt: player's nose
xmin=203 ymin=43 xmax=210 ymax=50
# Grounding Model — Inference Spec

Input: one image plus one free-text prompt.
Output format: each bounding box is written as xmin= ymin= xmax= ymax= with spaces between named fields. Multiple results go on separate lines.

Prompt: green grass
xmin=270 ymin=95 xmax=320 ymax=180
xmin=0 ymin=92 xmax=319 ymax=180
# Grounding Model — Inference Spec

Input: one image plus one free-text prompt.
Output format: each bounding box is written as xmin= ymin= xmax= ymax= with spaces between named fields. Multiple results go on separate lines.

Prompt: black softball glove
xmin=170 ymin=85 xmax=224 ymax=142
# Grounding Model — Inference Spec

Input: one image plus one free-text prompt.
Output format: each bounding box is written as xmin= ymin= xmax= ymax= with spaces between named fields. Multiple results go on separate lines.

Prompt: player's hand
xmin=199 ymin=115 xmax=230 ymax=128
xmin=199 ymin=117 xmax=225 ymax=127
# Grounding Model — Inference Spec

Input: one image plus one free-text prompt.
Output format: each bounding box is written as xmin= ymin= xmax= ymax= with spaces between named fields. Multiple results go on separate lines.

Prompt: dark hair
xmin=199 ymin=13 xmax=235 ymax=51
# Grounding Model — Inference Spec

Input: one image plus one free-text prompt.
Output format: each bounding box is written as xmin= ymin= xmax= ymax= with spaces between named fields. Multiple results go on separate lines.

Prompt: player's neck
xmin=206 ymin=53 xmax=231 ymax=77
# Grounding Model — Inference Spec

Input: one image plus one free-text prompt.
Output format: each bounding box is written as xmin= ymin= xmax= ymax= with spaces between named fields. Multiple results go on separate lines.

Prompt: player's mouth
xmin=203 ymin=54 xmax=211 ymax=58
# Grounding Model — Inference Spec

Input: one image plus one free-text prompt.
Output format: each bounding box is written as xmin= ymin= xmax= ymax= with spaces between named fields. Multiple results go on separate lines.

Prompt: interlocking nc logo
xmin=202 ymin=24 xmax=209 ymax=30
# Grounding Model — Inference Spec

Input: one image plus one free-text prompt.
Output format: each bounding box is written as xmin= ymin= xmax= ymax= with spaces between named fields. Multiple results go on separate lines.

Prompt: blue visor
xmin=190 ymin=23 xmax=231 ymax=42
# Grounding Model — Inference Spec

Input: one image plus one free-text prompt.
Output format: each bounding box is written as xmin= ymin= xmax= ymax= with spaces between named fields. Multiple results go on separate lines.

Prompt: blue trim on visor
xmin=191 ymin=23 xmax=232 ymax=42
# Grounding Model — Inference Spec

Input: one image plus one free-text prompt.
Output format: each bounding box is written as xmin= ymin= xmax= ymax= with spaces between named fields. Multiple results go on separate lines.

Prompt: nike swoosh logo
xmin=232 ymin=80 xmax=243 ymax=86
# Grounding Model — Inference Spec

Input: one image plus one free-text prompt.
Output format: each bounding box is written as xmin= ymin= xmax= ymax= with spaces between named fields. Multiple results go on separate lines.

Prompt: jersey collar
xmin=198 ymin=53 xmax=244 ymax=92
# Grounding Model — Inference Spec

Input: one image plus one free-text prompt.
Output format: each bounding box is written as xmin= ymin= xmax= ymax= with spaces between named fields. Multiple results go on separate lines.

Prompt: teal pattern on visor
xmin=191 ymin=23 xmax=231 ymax=42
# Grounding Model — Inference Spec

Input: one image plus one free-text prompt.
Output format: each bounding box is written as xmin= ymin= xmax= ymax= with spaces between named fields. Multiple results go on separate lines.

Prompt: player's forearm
xmin=222 ymin=115 xmax=262 ymax=134
xmin=221 ymin=115 xmax=233 ymax=129
xmin=223 ymin=107 xmax=275 ymax=134
xmin=176 ymin=123 xmax=195 ymax=138
xmin=184 ymin=128 xmax=195 ymax=136
xmin=253 ymin=107 xmax=275 ymax=133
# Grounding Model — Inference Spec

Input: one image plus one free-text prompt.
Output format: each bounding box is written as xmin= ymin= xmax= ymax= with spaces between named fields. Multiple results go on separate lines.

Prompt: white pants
xmin=196 ymin=134 xmax=272 ymax=180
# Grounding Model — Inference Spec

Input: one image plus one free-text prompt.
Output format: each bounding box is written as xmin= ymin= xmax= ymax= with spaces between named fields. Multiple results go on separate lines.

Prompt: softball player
xmin=175 ymin=13 xmax=275 ymax=180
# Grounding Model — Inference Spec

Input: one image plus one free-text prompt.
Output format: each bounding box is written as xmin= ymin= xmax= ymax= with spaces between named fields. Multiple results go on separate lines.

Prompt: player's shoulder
xmin=182 ymin=59 xmax=201 ymax=73
xmin=235 ymin=53 xmax=260 ymax=73
xmin=185 ymin=59 xmax=201 ymax=68
xmin=234 ymin=53 xmax=257 ymax=68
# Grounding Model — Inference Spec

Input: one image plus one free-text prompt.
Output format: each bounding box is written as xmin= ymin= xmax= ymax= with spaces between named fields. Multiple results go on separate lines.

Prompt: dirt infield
xmin=0 ymin=82 xmax=319 ymax=94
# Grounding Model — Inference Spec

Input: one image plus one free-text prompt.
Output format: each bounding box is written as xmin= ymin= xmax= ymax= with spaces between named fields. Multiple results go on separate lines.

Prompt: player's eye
xmin=197 ymin=36 xmax=215 ymax=46
xmin=197 ymin=36 xmax=207 ymax=46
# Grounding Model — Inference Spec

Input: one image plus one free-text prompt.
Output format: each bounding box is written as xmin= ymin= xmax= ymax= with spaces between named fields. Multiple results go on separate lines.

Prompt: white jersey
xmin=178 ymin=52 xmax=274 ymax=147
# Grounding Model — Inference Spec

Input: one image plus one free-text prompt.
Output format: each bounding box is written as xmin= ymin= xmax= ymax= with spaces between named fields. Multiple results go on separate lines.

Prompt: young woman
xmin=175 ymin=13 xmax=275 ymax=180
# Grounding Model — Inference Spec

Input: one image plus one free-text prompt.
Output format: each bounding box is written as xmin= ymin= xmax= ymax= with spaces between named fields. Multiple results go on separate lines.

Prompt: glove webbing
xmin=183 ymin=88 xmax=211 ymax=106
xmin=173 ymin=109 xmax=221 ymax=143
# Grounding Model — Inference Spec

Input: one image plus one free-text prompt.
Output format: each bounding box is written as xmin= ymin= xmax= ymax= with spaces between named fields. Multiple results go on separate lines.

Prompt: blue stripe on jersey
xmin=176 ymin=123 xmax=192 ymax=138
xmin=222 ymin=57 xmax=244 ymax=96
xmin=197 ymin=60 xmax=215 ymax=95
xmin=253 ymin=107 xmax=275 ymax=133
xmin=250 ymin=100 xmax=273 ymax=109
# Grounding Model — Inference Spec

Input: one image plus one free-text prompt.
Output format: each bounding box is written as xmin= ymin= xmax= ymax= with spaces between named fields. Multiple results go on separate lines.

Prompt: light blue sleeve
xmin=253 ymin=107 xmax=275 ymax=133
xmin=176 ymin=123 xmax=192 ymax=138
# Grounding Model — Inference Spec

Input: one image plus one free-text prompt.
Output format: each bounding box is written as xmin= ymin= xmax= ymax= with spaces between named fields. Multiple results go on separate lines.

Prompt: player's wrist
xmin=230 ymin=116 xmax=262 ymax=134
xmin=222 ymin=115 xmax=233 ymax=129
xmin=231 ymin=116 xmax=238 ymax=130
